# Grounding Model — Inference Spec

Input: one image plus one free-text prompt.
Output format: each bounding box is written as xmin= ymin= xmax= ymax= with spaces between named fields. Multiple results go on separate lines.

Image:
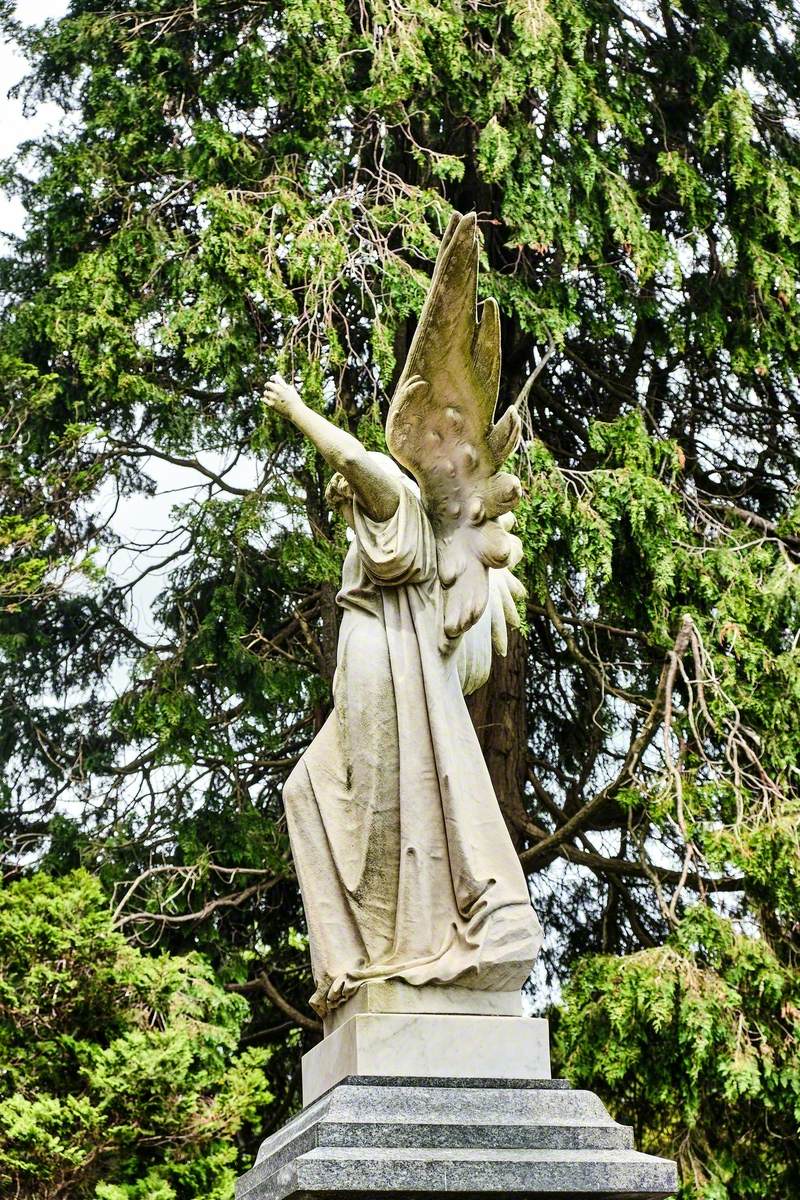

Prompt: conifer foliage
xmin=1 ymin=2 xmax=799 ymax=1196
xmin=0 ymin=871 xmax=271 ymax=1198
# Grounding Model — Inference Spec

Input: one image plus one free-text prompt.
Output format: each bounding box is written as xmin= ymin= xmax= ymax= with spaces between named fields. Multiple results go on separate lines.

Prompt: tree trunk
xmin=466 ymin=628 xmax=528 ymax=851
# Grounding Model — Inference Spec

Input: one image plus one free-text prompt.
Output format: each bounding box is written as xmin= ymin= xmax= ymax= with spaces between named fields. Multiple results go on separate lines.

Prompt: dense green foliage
xmin=0 ymin=870 xmax=272 ymax=1198
xmin=558 ymin=906 xmax=800 ymax=1197
xmin=1 ymin=1 xmax=799 ymax=1196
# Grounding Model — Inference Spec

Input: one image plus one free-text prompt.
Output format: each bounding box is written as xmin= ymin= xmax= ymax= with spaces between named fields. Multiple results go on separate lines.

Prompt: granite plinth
xmin=303 ymin=1013 xmax=551 ymax=1107
xmin=323 ymin=981 xmax=523 ymax=1035
xmin=236 ymin=1076 xmax=678 ymax=1200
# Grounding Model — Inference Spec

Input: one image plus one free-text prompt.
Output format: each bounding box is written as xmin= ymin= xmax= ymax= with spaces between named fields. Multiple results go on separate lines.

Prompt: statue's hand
xmin=264 ymin=373 xmax=304 ymax=420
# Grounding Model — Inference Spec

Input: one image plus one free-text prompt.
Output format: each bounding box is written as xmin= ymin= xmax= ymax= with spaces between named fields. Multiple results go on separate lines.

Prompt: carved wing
xmin=386 ymin=211 xmax=525 ymax=641
xmin=455 ymin=560 xmax=526 ymax=695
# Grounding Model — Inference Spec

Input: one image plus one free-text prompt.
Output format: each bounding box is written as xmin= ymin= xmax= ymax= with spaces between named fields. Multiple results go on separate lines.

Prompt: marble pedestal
xmin=239 ymin=983 xmax=676 ymax=1199
xmin=303 ymin=1012 xmax=551 ymax=1106
xmin=236 ymin=1074 xmax=678 ymax=1199
xmin=323 ymin=982 xmax=524 ymax=1034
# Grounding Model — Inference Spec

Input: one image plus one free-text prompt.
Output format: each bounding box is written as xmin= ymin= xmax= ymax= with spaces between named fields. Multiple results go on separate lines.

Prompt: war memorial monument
xmin=236 ymin=213 xmax=678 ymax=1200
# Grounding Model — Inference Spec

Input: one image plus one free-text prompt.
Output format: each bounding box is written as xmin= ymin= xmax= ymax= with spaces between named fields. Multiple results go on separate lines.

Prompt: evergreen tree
xmin=0 ymin=870 xmax=272 ymax=1198
xmin=1 ymin=3 xmax=798 ymax=1194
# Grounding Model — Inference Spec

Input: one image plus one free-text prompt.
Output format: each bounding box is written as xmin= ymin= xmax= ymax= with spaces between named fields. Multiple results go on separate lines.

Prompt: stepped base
xmin=236 ymin=1076 xmax=678 ymax=1199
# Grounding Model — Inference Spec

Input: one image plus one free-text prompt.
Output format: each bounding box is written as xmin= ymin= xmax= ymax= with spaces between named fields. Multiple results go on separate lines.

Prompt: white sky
xmin=1 ymin=1 xmax=69 ymax=239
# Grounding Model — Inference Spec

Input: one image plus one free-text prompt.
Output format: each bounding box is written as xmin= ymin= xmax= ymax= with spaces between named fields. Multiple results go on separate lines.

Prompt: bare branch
xmin=228 ymin=973 xmax=322 ymax=1033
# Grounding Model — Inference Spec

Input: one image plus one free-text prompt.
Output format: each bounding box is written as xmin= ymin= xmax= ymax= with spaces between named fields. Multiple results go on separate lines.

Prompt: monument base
xmin=303 ymin=1012 xmax=550 ymax=1106
xmin=323 ymin=981 xmax=524 ymax=1034
xmin=236 ymin=1075 xmax=678 ymax=1200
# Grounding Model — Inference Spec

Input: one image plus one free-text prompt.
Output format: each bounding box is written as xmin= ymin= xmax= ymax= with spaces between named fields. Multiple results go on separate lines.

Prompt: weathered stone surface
xmin=263 ymin=213 xmax=543 ymax=1025
xmin=323 ymin=980 xmax=523 ymax=1035
xmin=303 ymin=1013 xmax=551 ymax=1106
xmin=236 ymin=1076 xmax=678 ymax=1200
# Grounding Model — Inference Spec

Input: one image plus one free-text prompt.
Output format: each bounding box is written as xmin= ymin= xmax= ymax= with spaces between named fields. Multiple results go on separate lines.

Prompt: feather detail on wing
xmin=455 ymin=557 xmax=527 ymax=695
xmin=386 ymin=211 xmax=525 ymax=644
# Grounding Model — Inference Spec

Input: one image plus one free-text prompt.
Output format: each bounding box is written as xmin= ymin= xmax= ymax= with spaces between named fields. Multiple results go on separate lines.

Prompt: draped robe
xmin=283 ymin=479 xmax=542 ymax=1017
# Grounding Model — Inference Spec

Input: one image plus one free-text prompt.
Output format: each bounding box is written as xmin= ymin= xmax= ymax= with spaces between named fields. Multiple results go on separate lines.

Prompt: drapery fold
xmin=283 ymin=482 xmax=542 ymax=1018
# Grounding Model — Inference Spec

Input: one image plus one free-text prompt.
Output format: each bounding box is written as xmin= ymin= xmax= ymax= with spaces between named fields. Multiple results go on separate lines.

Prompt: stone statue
xmin=264 ymin=212 xmax=543 ymax=1020
xmin=241 ymin=214 xmax=677 ymax=1200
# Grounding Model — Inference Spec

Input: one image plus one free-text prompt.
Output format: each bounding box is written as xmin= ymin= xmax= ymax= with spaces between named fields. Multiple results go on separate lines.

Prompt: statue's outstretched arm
xmin=264 ymin=374 xmax=401 ymax=521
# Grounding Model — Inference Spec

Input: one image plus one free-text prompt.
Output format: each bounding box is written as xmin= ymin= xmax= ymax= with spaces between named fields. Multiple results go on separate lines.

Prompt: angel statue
xmin=264 ymin=212 xmax=543 ymax=1019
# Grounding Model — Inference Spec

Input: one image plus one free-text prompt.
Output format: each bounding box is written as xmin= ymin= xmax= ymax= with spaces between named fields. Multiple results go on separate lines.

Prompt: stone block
xmin=302 ymin=1013 xmax=551 ymax=1106
xmin=323 ymin=981 xmax=523 ymax=1035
